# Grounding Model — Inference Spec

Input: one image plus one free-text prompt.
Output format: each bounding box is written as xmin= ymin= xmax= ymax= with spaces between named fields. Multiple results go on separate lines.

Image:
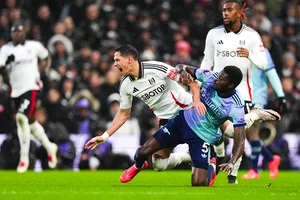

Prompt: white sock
xmin=223 ymin=112 xmax=259 ymax=139
xmin=30 ymin=121 xmax=53 ymax=153
xmin=166 ymin=153 xmax=191 ymax=169
xmin=152 ymin=152 xmax=191 ymax=171
xmin=214 ymin=142 xmax=225 ymax=157
xmin=16 ymin=113 xmax=31 ymax=161
xmin=245 ymin=112 xmax=260 ymax=129
xmin=230 ymin=156 xmax=243 ymax=177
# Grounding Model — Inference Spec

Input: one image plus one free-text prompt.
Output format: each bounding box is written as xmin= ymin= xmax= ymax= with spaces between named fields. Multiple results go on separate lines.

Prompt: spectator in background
xmin=69 ymin=97 xmax=102 ymax=171
xmin=42 ymin=88 xmax=70 ymax=128
xmin=35 ymin=107 xmax=75 ymax=170
xmin=35 ymin=4 xmax=53 ymax=43
xmin=171 ymin=40 xmax=198 ymax=66
xmin=80 ymin=4 xmax=103 ymax=50
xmin=63 ymin=16 xmax=84 ymax=50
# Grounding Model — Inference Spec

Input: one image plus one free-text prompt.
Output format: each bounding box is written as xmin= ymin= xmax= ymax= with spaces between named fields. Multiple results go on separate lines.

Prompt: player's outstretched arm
xmin=85 ymin=108 xmax=131 ymax=150
xmin=175 ymin=64 xmax=197 ymax=79
xmin=219 ymin=126 xmax=245 ymax=174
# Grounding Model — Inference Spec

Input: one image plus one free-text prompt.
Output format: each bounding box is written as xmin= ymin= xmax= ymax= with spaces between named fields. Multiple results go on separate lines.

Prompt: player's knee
xmin=152 ymin=156 xmax=168 ymax=171
xmin=16 ymin=113 xmax=29 ymax=127
xmin=192 ymin=177 xmax=207 ymax=186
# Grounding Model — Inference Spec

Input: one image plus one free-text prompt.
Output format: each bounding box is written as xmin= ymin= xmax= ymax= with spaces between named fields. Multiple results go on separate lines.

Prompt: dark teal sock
xmin=250 ymin=140 xmax=262 ymax=172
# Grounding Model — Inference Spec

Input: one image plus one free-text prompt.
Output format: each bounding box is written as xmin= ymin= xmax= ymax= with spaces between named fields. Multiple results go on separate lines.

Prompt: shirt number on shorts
xmin=201 ymin=142 xmax=209 ymax=153
xmin=19 ymin=99 xmax=30 ymax=113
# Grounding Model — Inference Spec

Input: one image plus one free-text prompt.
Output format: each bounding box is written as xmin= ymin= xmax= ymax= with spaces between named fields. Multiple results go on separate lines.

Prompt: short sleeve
xmin=0 ymin=46 xmax=8 ymax=67
xmin=195 ymin=68 xmax=214 ymax=82
xmin=230 ymin=105 xmax=246 ymax=127
xmin=35 ymin=41 xmax=49 ymax=59
xmin=119 ymin=82 xmax=133 ymax=109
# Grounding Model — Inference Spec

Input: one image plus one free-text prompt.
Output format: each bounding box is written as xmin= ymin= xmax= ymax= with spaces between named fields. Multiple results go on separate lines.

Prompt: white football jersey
xmin=0 ymin=40 xmax=48 ymax=97
xmin=201 ymin=24 xmax=268 ymax=101
xmin=119 ymin=61 xmax=193 ymax=119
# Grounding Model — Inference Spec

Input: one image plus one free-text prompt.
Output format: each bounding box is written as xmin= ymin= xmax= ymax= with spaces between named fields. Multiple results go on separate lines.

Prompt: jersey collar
xmin=129 ymin=62 xmax=144 ymax=81
xmin=224 ymin=22 xmax=244 ymax=35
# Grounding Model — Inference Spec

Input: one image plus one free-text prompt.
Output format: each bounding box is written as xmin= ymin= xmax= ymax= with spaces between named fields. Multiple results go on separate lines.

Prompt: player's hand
xmin=236 ymin=47 xmax=249 ymax=58
xmin=5 ymin=54 xmax=15 ymax=65
xmin=84 ymin=136 xmax=105 ymax=150
xmin=277 ymin=97 xmax=287 ymax=114
xmin=186 ymin=100 xmax=206 ymax=115
xmin=219 ymin=162 xmax=234 ymax=174
xmin=179 ymin=71 xmax=193 ymax=85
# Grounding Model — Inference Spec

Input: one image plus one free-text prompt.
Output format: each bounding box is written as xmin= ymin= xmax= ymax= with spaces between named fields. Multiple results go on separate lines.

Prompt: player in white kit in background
xmin=200 ymin=0 xmax=268 ymax=183
xmin=0 ymin=21 xmax=58 ymax=173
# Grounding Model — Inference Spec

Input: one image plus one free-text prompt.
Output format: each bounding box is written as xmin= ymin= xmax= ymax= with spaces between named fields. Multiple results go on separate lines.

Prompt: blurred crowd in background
xmin=0 ymin=0 xmax=300 ymax=171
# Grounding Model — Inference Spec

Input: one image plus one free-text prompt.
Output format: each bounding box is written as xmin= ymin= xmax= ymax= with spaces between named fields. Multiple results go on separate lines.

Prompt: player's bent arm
xmin=248 ymin=35 xmax=268 ymax=70
xmin=200 ymin=30 xmax=214 ymax=70
xmin=175 ymin=64 xmax=197 ymax=79
xmin=229 ymin=126 xmax=245 ymax=165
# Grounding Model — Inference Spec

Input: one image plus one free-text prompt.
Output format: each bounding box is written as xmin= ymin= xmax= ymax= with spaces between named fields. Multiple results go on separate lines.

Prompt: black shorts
xmin=244 ymin=101 xmax=253 ymax=114
xmin=12 ymin=90 xmax=39 ymax=117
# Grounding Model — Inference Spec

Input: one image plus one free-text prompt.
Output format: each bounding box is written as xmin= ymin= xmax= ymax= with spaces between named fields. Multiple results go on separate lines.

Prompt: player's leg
xmin=189 ymin=141 xmax=216 ymax=186
xmin=152 ymin=119 xmax=191 ymax=171
xmin=259 ymin=123 xmax=281 ymax=179
xmin=16 ymin=112 xmax=31 ymax=173
xmin=242 ymin=121 xmax=261 ymax=179
xmin=27 ymin=91 xmax=58 ymax=169
xmin=120 ymin=116 xmax=182 ymax=183
xmin=13 ymin=92 xmax=33 ymax=173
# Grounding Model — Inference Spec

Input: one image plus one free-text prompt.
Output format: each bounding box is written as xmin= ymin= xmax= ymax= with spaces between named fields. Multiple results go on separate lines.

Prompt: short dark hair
xmin=114 ymin=44 xmax=138 ymax=60
xmin=223 ymin=65 xmax=242 ymax=87
xmin=224 ymin=0 xmax=242 ymax=8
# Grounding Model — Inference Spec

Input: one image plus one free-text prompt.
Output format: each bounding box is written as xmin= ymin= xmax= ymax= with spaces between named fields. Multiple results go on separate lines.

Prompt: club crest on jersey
xmin=148 ymin=77 xmax=156 ymax=85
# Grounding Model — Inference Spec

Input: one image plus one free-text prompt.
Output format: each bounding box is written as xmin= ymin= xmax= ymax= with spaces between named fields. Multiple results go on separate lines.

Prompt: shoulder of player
xmin=0 ymin=42 xmax=14 ymax=50
xmin=25 ymin=40 xmax=44 ymax=46
xmin=119 ymin=75 xmax=132 ymax=90
xmin=231 ymin=92 xmax=244 ymax=107
xmin=241 ymin=24 xmax=260 ymax=37
xmin=208 ymin=26 xmax=225 ymax=35
xmin=142 ymin=61 xmax=170 ymax=73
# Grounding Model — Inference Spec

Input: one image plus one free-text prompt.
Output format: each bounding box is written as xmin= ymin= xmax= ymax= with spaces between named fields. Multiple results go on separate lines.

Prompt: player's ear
xmin=228 ymin=82 xmax=234 ymax=89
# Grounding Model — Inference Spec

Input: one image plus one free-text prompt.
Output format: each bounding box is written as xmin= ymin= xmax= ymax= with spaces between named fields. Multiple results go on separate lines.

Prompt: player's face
xmin=223 ymin=3 xmax=241 ymax=25
xmin=213 ymin=71 xmax=231 ymax=91
xmin=113 ymin=51 xmax=130 ymax=76
xmin=11 ymin=29 xmax=25 ymax=44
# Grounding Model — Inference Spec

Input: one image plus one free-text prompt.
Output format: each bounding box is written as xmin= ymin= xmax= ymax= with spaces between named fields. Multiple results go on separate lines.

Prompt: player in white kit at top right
xmin=0 ymin=21 xmax=58 ymax=173
xmin=200 ymin=0 xmax=269 ymax=183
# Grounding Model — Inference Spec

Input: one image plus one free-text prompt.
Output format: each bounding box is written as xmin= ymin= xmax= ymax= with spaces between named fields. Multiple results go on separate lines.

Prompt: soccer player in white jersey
xmin=200 ymin=0 xmax=268 ymax=183
xmin=85 ymin=44 xmax=207 ymax=171
xmin=0 ymin=21 xmax=58 ymax=173
xmin=85 ymin=44 xmax=279 ymax=177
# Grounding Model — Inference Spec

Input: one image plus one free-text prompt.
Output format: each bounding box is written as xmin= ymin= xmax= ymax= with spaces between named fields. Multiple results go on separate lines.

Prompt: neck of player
xmin=225 ymin=21 xmax=242 ymax=33
xmin=217 ymin=90 xmax=235 ymax=98
xmin=129 ymin=61 xmax=140 ymax=79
